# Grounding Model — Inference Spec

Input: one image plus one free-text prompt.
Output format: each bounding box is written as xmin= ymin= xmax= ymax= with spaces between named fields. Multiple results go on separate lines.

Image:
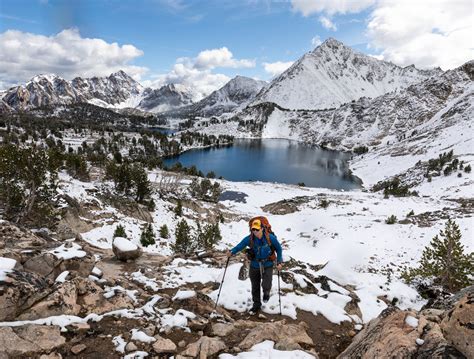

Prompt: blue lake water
xmin=163 ymin=139 xmax=361 ymax=189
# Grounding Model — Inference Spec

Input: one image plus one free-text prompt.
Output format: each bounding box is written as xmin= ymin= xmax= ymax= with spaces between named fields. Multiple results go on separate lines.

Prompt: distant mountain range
xmin=0 ymin=37 xmax=454 ymax=121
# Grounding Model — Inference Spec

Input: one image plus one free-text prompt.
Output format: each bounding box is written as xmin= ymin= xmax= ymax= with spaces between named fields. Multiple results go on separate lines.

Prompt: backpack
xmin=247 ymin=216 xmax=277 ymax=262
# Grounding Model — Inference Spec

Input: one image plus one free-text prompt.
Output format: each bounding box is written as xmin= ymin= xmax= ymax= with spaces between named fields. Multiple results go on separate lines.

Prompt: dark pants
xmin=249 ymin=265 xmax=273 ymax=308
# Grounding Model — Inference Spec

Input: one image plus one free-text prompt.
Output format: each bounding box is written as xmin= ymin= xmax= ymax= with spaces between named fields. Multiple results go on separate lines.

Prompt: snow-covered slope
xmin=233 ymin=61 xmax=473 ymax=151
xmin=137 ymin=84 xmax=195 ymax=113
xmin=253 ymin=38 xmax=441 ymax=110
xmin=163 ymin=76 xmax=267 ymax=118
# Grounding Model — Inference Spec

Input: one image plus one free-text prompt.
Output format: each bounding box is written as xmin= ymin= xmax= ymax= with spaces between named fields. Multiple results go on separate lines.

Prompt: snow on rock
xmin=112 ymin=237 xmax=142 ymax=261
xmin=0 ymin=257 xmax=16 ymax=281
xmin=405 ymin=315 xmax=419 ymax=328
xmin=124 ymin=351 xmax=148 ymax=359
xmin=55 ymin=271 xmax=70 ymax=283
xmin=172 ymin=290 xmax=196 ymax=301
xmin=49 ymin=242 xmax=86 ymax=260
xmin=160 ymin=309 xmax=196 ymax=331
xmin=131 ymin=328 xmax=156 ymax=343
xmin=112 ymin=335 xmax=127 ymax=353
xmin=219 ymin=340 xmax=316 ymax=359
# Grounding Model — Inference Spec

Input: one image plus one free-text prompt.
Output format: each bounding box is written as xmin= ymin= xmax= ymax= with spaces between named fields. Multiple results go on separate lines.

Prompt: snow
xmin=55 ymin=271 xmax=69 ymax=283
xmin=405 ymin=315 xmax=419 ymax=328
xmin=49 ymin=242 xmax=86 ymax=260
xmin=160 ymin=309 xmax=196 ymax=330
xmin=416 ymin=338 xmax=425 ymax=345
xmin=0 ymin=257 xmax=16 ymax=281
xmin=219 ymin=340 xmax=316 ymax=359
xmin=172 ymin=290 xmax=196 ymax=301
xmin=113 ymin=237 xmax=138 ymax=251
xmin=112 ymin=335 xmax=127 ymax=353
xmin=131 ymin=329 xmax=156 ymax=343
xmin=124 ymin=351 xmax=148 ymax=359
xmin=130 ymin=271 xmax=160 ymax=292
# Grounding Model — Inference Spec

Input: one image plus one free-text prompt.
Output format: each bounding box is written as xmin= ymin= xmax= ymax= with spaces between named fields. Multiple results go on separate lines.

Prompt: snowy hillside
xmin=252 ymin=38 xmax=441 ymax=110
xmin=163 ymin=76 xmax=267 ymax=118
xmin=136 ymin=84 xmax=196 ymax=113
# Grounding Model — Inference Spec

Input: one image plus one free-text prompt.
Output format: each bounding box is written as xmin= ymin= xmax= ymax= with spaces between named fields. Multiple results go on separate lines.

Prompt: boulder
xmin=0 ymin=325 xmax=65 ymax=356
xmin=23 ymin=253 xmax=60 ymax=279
xmin=416 ymin=321 xmax=466 ymax=358
xmin=181 ymin=336 xmax=226 ymax=358
xmin=237 ymin=320 xmax=313 ymax=351
xmin=211 ymin=322 xmax=235 ymax=337
xmin=441 ymin=293 xmax=474 ymax=358
xmin=112 ymin=237 xmax=142 ymax=261
xmin=0 ymin=270 xmax=53 ymax=321
xmin=17 ymin=281 xmax=80 ymax=320
xmin=153 ymin=335 xmax=177 ymax=354
xmin=337 ymin=308 xmax=419 ymax=358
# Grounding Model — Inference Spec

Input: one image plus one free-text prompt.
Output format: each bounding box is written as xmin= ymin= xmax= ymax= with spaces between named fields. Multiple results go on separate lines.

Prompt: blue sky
xmin=0 ymin=0 xmax=471 ymax=93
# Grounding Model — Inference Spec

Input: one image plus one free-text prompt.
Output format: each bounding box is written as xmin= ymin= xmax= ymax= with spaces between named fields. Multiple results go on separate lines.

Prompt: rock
xmin=66 ymin=323 xmax=91 ymax=332
xmin=59 ymin=254 xmax=95 ymax=278
xmin=323 ymin=329 xmax=334 ymax=336
xmin=70 ymin=344 xmax=87 ymax=354
xmin=416 ymin=322 xmax=466 ymax=358
xmin=338 ymin=308 xmax=420 ymax=358
xmin=274 ymin=338 xmax=302 ymax=351
xmin=23 ymin=253 xmax=60 ymax=279
xmin=152 ymin=335 xmax=177 ymax=354
xmin=181 ymin=336 xmax=227 ymax=358
xmin=112 ymin=237 xmax=142 ymax=261
xmin=143 ymin=324 xmax=156 ymax=337
xmin=440 ymin=293 xmax=474 ymax=358
xmin=211 ymin=323 xmax=235 ymax=337
xmin=0 ymin=325 xmax=65 ymax=356
xmin=189 ymin=316 xmax=209 ymax=331
xmin=18 ymin=281 xmax=80 ymax=320
xmin=238 ymin=320 xmax=313 ymax=350
xmin=178 ymin=340 xmax=187 ymax=348
xmin=0 ymin=270 xmax=53 ymax=321
xmin=126 ymin=342 xmax=138 ymax=352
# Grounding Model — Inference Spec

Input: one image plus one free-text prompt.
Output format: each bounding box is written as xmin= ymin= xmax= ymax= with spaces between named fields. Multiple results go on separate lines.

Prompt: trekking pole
xmin=278 ymin=268 xmax=282 ymax=315
xmin=214 ymin=256 xmax=230 ymax=311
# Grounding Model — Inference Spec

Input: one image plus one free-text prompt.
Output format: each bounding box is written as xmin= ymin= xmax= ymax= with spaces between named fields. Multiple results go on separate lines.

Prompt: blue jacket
xmin=230 ymin=231 xmax=283 ymax=269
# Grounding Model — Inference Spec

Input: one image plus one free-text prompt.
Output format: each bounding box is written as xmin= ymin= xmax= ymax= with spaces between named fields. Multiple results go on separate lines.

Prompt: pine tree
xmin=140 ymin=223 xmax=156 ymax=247
xmin=174 ymin=199 xmax=183 ymax=216
xmin=196 ymin=223 xmax=222 ymax=250
xmin=402 ymin=219 xmax=474 ymax=291
xmin=113 ymin=224 xmax=127 ymax=238
xmin=159 ymin=224 xmax=169 ymax=239
xmin=172 ymin=219 xmax=193 ymax=254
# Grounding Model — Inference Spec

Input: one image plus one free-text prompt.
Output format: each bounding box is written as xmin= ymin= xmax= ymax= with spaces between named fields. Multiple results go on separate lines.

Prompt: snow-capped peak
xmin=252 ymin=38 xmax=441 ymax=110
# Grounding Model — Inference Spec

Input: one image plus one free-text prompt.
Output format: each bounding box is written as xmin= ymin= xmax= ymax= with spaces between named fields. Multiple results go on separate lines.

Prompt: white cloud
xmin=367 ymin=0 xmax=473 ymax=70
xmin=194 ymin=47 xmax=255 ymax=69
xmin=311 ymin=35 xmax=322 ymax=47
xmin=319 ymin=16 xmax=337 ymax=31
xmin=0 ymin=28 xmax=147 ymax=89
xmin=144 ymin=46 xmax=255 ymax=99
xmin=263 ymin=61 xmax=294 ymax=77
xmin=145 ymin=63 xmax=230 ymax=101
xmin=291 ymin=0 xmax=375 ymax=16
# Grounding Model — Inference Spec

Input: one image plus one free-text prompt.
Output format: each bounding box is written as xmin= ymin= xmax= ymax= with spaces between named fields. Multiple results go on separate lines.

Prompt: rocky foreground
xmin=0 ymin=219 xmax=472 ymax=359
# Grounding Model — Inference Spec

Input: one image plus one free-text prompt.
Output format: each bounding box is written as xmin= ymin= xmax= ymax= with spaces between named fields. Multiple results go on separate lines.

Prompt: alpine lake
xmin=163 ymin=138 xmax=362 ymax=190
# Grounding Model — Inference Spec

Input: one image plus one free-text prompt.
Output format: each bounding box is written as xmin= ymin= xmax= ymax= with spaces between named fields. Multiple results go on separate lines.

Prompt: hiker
xmin=226 ymin=217 xmax=283 ymax=314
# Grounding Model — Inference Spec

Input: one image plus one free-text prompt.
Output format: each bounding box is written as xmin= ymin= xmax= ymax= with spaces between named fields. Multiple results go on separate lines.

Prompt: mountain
xmin=137 ymin=84 xmax=195 ymax=113
xmin=163 ymin=76 xmax=267 ymax=118
xmin=2 ymin=70 xmax=143 ymax=111
xmin=236 ymin=61 xmax=473 ymax=150
xmin=252 ymin=38 xmax=442 ymax=110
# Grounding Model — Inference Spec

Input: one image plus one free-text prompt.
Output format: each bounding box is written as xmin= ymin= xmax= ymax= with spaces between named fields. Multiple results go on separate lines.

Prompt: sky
xmin=0 ymin=0 xmax=472 ymax=96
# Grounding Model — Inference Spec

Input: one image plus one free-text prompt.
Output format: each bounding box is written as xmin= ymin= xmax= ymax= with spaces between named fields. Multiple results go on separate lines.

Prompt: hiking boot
xmin=263 ymin=293 xmax=270 ymax=303
xmin=249 ymin=305 xmax=261 ymax=315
